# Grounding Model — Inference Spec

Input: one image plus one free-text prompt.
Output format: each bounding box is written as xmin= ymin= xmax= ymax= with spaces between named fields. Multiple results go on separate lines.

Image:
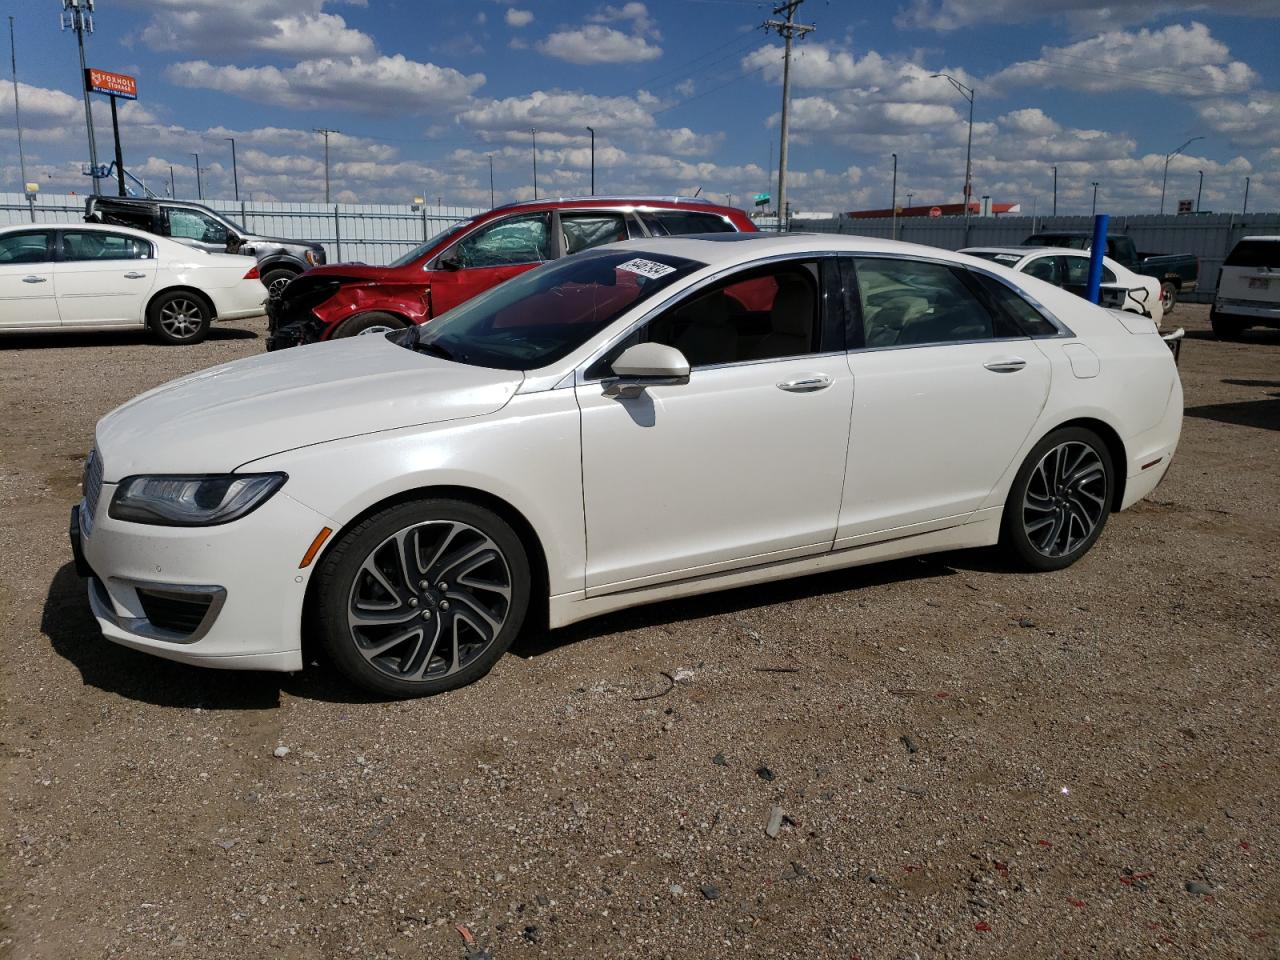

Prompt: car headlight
xmin=109 ymin=473 xmax=287 ymax=526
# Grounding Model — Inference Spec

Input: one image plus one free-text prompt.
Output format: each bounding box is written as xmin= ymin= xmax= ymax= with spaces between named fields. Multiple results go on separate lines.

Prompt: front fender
xmin=311 ymin=283 xmax=431 ymax=333
xmin=258 ymin=253 xmax=309 ymax=274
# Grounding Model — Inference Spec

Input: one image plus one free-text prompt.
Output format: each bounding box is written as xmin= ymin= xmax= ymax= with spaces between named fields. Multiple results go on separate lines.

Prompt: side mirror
xmin=605 ymin=342 xmax=690 ymax=396
xmin=438 ymin=254 xmax=462 ymax=271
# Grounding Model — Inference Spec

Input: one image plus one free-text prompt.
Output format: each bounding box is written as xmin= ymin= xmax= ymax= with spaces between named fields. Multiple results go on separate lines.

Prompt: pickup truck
xmin=1022 ymin=232 xmax=1198 ymax=313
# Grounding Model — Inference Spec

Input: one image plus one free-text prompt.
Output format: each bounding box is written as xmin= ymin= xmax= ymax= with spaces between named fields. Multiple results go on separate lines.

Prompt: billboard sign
xmin=84 ymin=68 xmax=138 ymax=100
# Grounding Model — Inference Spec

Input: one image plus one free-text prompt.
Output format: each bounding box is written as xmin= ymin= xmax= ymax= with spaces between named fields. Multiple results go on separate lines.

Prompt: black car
xmin=85 ymin=196 xmax=326 ymax=297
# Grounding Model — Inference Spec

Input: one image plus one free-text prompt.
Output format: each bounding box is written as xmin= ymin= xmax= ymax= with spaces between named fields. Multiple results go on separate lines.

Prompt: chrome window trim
xmin=572 ymin=251 xmax=837 ymax=386
xmin=851 ymin=250 xmax=1075 ymax=342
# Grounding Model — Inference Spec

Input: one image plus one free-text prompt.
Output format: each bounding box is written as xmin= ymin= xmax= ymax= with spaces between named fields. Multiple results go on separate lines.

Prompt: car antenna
xmin=692 ymin=187 xmax=702 ymax=198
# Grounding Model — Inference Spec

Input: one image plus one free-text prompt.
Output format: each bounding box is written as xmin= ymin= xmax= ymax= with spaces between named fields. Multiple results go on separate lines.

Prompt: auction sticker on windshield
xmin=617 ymin=258 xmax=677 ymax=279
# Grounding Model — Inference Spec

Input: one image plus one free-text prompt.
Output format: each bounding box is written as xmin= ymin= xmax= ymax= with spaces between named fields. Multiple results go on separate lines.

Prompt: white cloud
xmin=166 ymin=55 xmax=485 ymax=113
xmin=589 ymin=2 xmax=657 ymax=35
xmin=459 ymin=90 xmax=663 ymax=137
xmin=742 ymin=44 xmax=977 ymax=105
xmin=505 ymin=8 xmax=534 ymax=27
xmin=894 ymin=0 xmax=1280 ymax=31
xmin=538 ymin=24 xmax=662 ymax=64
xmin=121 ymin=0 xmax=376 ymax=58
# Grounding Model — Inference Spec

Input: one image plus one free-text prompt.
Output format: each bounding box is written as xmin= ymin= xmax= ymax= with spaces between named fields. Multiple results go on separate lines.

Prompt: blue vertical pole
xmin=1085 ymin=213 xmax=1109 ymax=305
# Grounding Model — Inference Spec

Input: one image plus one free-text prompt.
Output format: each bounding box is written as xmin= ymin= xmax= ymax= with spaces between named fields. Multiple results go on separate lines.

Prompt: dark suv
xmin=85 ymin=196 xmax=326 ymax=297
xmin=266 ymin=196 xmax=756 ymax=350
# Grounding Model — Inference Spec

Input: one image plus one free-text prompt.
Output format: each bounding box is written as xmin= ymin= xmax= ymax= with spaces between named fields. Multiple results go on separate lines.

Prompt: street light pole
xmin=1052 ymin=165 xmax=1057 ymax=217
xmin=890 ymin=152 xmax=897 ymax=241
xmin=1160 ymin=136 xmax=1203 ymax=215
xmin=1243 ymin=176 xmax=1250 ymax=214
xmin=487 ymin=153 xmax=494 ymax=208
xmin=191 ymin=152 xmax=202 ymax=201
xmin=225 ymin=137 xmax=239 ymax=201
xmin=530 ymin=127 xmax=537 ymax=200
xmin=1091 ymin=180 xmax=1099 ymax=217
xmin=314 ymin=128 xmax=338 ymax=203
xmin=586 ymin=126 xmax=595 ymax=195
xmin=1196 ymin=169 xmax=1203 ymax=213
xmin=932 ymin=72 xmax=975 ymax=224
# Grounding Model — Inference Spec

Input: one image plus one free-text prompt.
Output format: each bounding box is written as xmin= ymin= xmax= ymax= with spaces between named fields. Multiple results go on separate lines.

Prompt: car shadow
xmin=1184 ymin=395 xmax=1280 ymax=432
xmin=1222 ymin=378 xmax=1280 ymax=389
xmin=1 ymin=326 xmax=258 ymax=350
xmin=42 ymin=562 xmax=377 ymax=709
xmin=511 ymin=553 xmax=966 ymax=660
xmin=1183 ymin=328 xmax=1280 ymax=344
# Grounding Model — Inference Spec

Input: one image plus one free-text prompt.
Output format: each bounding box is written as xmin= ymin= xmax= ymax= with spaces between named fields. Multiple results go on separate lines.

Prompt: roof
xmin=606 ymin=231 xmax=990 ymax=268
xmin=491 ymin=195 xmax=734 ymax=212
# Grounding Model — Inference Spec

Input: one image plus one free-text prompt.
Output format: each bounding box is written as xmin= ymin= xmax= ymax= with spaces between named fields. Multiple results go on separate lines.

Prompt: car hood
xmin=244 ymin=234 xmax=324 ymax=251
xmin=299 ymin=263 xmax=394 ymax=283
xmin=95 ymin=335 xmax=523 ymax=478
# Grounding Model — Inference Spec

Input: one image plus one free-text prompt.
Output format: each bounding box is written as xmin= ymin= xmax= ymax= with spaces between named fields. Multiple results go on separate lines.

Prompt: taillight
xmin=243 ymin=264 xmax=260 ymax=280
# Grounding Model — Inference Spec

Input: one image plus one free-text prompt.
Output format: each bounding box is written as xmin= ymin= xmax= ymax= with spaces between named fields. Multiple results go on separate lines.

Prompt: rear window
xmin=641 ymin=210 xmax=735 ymax=236
xmin=1224 ymin=240 xmax=1280 ymax=269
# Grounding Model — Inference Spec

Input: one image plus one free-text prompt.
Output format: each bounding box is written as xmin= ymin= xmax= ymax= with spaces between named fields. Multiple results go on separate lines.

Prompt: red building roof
xmin=846 ymin=201 xmax=1022 ymax=219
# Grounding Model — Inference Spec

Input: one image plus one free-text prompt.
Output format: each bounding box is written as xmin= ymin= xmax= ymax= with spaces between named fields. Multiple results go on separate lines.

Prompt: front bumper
xmin=71 ymin=485 xmax=336 ymax=672
xmin=265 ymin=297 xmax=324 ymax=351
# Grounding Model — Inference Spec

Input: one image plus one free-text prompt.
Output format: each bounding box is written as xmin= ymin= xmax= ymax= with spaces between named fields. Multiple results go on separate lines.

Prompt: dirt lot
xmin=1 ymin=306 xmax=1276 ymax=959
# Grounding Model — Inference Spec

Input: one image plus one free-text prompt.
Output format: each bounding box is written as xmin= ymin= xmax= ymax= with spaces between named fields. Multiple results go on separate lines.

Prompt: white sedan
xmin=71 ymin=235 xmax=1183 ymax=697
xmin=0 ymin=223 xmax=265 ymax=344
xmin=961 ymin=246 xmax=1164 ymax=329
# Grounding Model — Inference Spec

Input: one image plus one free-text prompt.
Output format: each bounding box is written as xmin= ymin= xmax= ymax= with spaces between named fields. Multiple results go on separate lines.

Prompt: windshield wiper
xmin=415 ymin=340 xmax=456 ymax=361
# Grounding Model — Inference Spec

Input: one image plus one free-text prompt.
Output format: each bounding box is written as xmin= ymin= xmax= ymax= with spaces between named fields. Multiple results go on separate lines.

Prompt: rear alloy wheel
xmin=335 ymin=311 xmax=408 ymax=339
xmin=314 ymin=499 xmax=530 ymax=698
xmin=1160 ymin=281 xmax=1178 ymax=314
xmin=262 ymin=268 xmax=298 ymax=300
xmin=1001 ymin=427 xmax=1114 ymax=571
xmin=148 ymin=291 xmax=211 ymax=345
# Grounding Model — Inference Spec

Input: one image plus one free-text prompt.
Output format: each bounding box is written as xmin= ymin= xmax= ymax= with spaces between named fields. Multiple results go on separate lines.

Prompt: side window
xmin=643 ymin=261 xmax=819 ymax=367
xmin=640 ymin=210 xmax=735 ymax=236
xmin=852 ymin=257 xmax=1002 ymax=348
xmin=560 ymin=213 xmax=628 ymax=256
xmin=166 ymin=209 xmax=227 ymax=244
xmin=61 ymin=231 xmax=152 ymax=261
xmin=971 ymin=273 xmax=1059 ymax=337
xmin=1101 ymin=265 xmax=1117 ymax=284
xmin=1063 ymin=256 xmax=1090 ymax=287
xmin=0 ymin=230 xmax=53 ymax=264
xmin=452 ymin=213 xmax=551 ymax=268
xmin=1023 ymin=256 xmax=1061 ymax=285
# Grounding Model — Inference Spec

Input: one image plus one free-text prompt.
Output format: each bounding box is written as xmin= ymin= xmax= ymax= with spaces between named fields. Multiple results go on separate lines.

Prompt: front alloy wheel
xmin=1001 ymin=427 xmax=1113 ymax=571
xmin=315 ymin=500 xmax=530 ymax=697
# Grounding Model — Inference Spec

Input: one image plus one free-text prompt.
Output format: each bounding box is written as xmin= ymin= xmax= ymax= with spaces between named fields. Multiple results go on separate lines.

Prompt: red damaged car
xmin=266 ymin=196 xmax=756 ymax=350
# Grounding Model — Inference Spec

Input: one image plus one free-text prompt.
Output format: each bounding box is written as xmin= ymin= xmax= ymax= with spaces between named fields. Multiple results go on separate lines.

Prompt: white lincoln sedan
xmin=0 ymin=223 xmax=265 ymax=344
xmin=71 ymin=234 xmax=1183 ymax=697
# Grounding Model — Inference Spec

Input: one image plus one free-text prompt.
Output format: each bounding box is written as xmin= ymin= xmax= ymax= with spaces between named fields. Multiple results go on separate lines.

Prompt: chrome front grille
xmin=82 ymin=448 xmax=103 ymax=534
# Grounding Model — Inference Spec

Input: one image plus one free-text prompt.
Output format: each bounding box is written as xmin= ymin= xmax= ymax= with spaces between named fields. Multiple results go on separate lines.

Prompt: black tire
xmin=334 ymin=311 xmax=408 ymax=339
xmin=1210 ymin=309 xmax=1245 ymax=341
xmin=262 ymin=268 xmax=299 ymax=300
xmin=1160 ymin=281 xmax=1178 ymax=314
xmin=1000 ymin=427 xmax=1114 ymax=572
xmin=313 ymin=498 xmax=531 ymax=698
xmin=147 ymin=290 xmax=212 ymax=345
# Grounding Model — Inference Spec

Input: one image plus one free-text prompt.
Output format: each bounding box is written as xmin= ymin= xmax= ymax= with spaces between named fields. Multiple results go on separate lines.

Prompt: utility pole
xmin=1196 ymin=169 xmax=1203 ymax=213
xmin=586 ymin=126 xmax=595 ymax=195
xmin=905 ymin=191 xmax=913 ymax=209
xmin=487 ymin=153 xmax=495 ymax=208
xmin=1091 ymin=180 xmax=1099 ymax=217
xmin=61 ymin=0 xmax=100 ymax=195
xmin=191 ymin=152 xmax=202 ymax=201
xmin=890 ymin=153 xmax=897 ymax=241
xmin=225 ymin=137 xmax=239 ymax=201
xmin=1242 ymin=176 xmax=1250 ymax=214
xmin=527 ymin=128 xmax=537 ymax=199
xmin=1160 ymin=136 xmax=1203 ymax=215
xmin=1052 ymin=165 xmax=1057 ymax=216
xmin=168 ymin=164 xmax=175 ymax=198
xmin=9 ymin=18 xmax=29 ymax=198
xmin=763 ymin=0 xmax=814 ymax=233
xmin=314 ymin=128 xmax=338 ymax=203
xmin=933 ymin=72 xmax=975 ymax=224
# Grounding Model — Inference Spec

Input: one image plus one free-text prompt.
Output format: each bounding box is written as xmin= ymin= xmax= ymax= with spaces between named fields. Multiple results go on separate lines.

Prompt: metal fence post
xmin=333 ymin=204 xmax=342 ymax=262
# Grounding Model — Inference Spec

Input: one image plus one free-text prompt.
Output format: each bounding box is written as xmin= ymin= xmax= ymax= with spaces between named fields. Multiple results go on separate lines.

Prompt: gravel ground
xmin=1 ymin=307 xmax=1277 ymax=959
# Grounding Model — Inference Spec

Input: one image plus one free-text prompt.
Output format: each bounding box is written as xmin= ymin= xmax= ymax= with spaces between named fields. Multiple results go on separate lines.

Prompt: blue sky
xmin=2 ymin=0 xmax=1277 ymax=214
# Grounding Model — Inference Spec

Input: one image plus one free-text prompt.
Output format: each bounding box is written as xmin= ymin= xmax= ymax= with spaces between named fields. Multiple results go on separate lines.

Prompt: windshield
xmin=403 ymin=248 xmax=704 ymax=371
xmin=388 ymin=219 xmax=474 ymax=268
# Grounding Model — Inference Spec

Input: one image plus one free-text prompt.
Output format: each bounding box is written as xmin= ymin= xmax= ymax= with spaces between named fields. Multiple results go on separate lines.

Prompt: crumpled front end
xmin=266 ymin=276 xmax=345 ymax=351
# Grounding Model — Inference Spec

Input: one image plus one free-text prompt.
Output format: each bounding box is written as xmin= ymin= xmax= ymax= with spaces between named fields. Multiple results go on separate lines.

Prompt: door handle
xmin=777 ymin=374 xmax=833 ymax=393
xmin=22 ymin=275 xmax=47 ymax=284
xmin=123 ymin=271 xmax=147 ymax=279
xmin=983 ymin=357 xmax=1027 ymax=373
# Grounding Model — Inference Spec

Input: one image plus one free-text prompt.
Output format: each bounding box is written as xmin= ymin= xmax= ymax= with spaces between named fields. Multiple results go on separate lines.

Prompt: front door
xmin=0 ymin=229 xmax=60 ymax=328
xmin=54 ymin=230 xmax=158 ymax=326
xmin=163 ymin=207 xmax=230 ymax=253
xmin=429 ymin=212 xmax=552 ymax=317
xmin=576 ymin=257 xmax=853 ymax=593
xmin=838 ymin=256 xmax=1052 ymax=543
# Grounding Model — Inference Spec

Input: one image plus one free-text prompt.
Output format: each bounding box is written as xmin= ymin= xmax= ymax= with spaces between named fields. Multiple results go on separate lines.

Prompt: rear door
xmin=556 ymin=210 xmax=632 ymax=257
xmin=0 ymin=229 xmax=60 ymax=328
xmin=838 ymin=256 xmax=1052 ymax=543
xmin=1218 ymin=240 xmax=1280 ymax=307
xmin=53 ymin=230 xmax=157 ymax=326
xmin=428 ymin=212 xmax=552 ymax=316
